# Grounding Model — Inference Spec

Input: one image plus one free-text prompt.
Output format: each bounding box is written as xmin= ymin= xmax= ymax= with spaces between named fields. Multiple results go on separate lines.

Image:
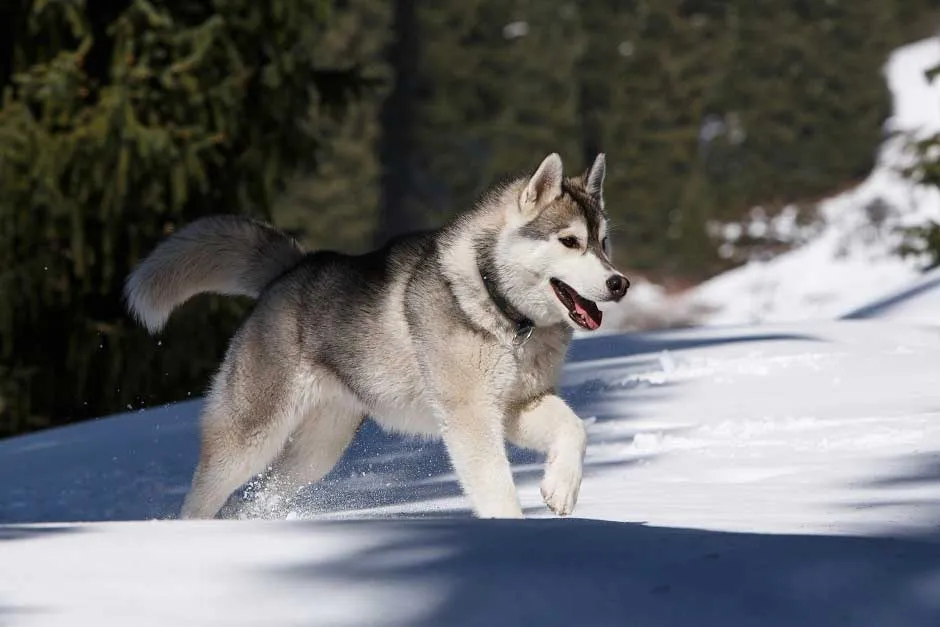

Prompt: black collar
xmin=478 ymin=264 xmax=535 ymax=339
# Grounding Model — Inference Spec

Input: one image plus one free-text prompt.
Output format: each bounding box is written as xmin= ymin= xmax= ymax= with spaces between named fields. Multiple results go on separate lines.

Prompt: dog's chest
xmin=495 ymin=334 xmax=568 ymax=403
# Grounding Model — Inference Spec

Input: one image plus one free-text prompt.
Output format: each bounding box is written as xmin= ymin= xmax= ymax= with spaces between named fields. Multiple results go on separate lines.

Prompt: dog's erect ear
xmin=583 ymin=153 xmax=606 ymax=203
xmin=521 ymin=153 xmax=563 ymax=216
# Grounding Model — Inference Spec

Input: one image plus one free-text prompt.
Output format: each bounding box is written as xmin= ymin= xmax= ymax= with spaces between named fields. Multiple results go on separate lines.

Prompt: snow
xmin=687 ymin=38 xmax=940 ymax=326
xmin=3 ymin=319 xmax=940 ymax=625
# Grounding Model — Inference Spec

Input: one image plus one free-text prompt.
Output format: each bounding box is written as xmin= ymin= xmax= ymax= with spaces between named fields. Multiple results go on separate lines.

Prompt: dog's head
xmin=497 ymin=152 xmax=630 ymax=331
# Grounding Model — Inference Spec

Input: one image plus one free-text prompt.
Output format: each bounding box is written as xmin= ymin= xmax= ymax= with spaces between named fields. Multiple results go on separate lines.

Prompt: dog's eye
xmin=558 ymin=236 xmax=580 ymax=249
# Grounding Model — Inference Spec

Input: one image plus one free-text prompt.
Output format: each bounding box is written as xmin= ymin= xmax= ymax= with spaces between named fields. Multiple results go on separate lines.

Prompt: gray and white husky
xmin=125 ymin=152 xmax=630 ymax=519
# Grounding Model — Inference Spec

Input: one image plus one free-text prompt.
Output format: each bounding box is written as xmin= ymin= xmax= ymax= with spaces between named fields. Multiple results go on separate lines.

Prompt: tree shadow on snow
xmin=566 ymin=329 xmax=823 ymax=362
xmin=840 ymin=274 xmax=940 ymax=320
xmin=0 ymin=524 xmax=81 ymax=542
xmin=267 ymin=518 xmax=940 ymax=627
xmin=839 ymin=452 xmax=940 ymax=541
xmin=0 ymin=605 xmax=40 ymax=627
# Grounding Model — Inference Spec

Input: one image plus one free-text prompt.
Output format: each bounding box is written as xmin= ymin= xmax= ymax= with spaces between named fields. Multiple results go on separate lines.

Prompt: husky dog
xmin=125 ymin=152 xmax=629 ymax=519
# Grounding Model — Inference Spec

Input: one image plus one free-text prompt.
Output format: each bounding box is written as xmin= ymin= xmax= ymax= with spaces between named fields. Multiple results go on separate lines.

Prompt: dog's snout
xmin=606 ymin=274 xmax=630 ymax=299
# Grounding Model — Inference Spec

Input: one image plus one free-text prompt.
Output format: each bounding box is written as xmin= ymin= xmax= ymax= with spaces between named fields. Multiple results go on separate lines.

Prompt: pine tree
xmin=883 ymin=3 xmax=940 ymax=270
xmin=704 ymin=0 xmax=900 ymax=215
xmin=0 ymin=0 xmax=367 ymax=436
xmin=899 ymin=58 xmax=940 ymax=270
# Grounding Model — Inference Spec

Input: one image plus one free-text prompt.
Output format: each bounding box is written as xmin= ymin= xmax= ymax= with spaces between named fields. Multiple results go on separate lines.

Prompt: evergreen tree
xmin=705 ymin=0 xmax=899 ymax=212
xmin=899 ymin=58 xmax=940 ymax=270
xmin=0 ymin=0 xmax=366 ymax=436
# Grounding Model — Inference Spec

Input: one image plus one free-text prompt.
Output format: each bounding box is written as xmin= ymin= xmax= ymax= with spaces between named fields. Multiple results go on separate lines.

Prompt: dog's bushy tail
xmin=125 ymin=215 xmax=305 ymax=333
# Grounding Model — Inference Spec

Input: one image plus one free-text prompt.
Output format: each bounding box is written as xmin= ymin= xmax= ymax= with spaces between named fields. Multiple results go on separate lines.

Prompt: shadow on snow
xmin=267 ymin=518 xmax=940 ymax=627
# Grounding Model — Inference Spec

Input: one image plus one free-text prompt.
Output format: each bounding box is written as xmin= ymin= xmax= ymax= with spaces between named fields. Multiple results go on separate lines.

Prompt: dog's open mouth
xmin=550 ymin=278 xmax=602 ymax=331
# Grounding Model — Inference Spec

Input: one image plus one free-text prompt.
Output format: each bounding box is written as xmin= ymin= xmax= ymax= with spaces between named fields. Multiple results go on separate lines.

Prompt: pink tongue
xmin=573 ymin=301 xmax=601 ymax=330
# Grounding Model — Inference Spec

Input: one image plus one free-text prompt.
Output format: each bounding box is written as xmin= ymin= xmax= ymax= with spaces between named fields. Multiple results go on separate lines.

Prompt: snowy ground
xmin=687 ymin=38 xmax=940 ymax=326
xmin=2 ymin=317 xmax=940 ymax=626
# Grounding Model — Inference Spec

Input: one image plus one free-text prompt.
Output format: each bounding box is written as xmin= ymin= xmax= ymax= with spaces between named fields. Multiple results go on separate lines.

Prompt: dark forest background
xmin=2 ymin=0 xmax=939 ymax=437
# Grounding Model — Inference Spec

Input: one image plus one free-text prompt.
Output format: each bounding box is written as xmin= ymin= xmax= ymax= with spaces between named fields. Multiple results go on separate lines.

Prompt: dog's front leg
xmin=506 ymin=393 xmax=587 ymax=516
xmin=438 ymin=401 xmax=524 ymax=519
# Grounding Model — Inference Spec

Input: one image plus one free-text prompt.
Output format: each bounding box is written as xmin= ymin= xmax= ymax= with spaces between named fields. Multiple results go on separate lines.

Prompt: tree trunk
xmin=375 ymin=0 xmax=421 ymax=246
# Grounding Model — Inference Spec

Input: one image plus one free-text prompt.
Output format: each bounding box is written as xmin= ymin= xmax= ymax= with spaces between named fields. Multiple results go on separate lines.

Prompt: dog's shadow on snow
xmin=265 ymin=517 xmax=940 ymax=627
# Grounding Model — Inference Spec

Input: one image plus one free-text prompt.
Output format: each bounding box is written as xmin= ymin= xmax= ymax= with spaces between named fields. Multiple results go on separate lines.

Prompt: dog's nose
xmin=606 ymin=274 xmax=630 ymax=299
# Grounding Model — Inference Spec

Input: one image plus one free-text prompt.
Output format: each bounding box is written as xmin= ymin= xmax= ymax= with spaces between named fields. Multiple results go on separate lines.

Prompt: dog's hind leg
xmin=265 ymin=400 xmax=365 ymax=509
xmin=179 ymin=356 xmax=306 ymax=520
xmin=180 ymin=399 xmax=302 ymax=520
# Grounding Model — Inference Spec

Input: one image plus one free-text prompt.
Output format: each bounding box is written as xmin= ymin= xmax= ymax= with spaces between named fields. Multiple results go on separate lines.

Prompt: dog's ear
xmin=583 ymin=153 xmax=606 ymax=204
xmin=521 ymin=153 xmax=563 ymax=216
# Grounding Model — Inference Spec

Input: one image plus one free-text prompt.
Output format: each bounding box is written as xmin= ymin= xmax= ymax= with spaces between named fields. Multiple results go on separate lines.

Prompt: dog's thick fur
xmin=126 ymin=152 xmax=629 ymax=519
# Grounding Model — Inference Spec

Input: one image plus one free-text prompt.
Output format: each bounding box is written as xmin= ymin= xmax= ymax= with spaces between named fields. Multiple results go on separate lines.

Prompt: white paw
xmin=540 ymin=453 xmax=583 ymax=516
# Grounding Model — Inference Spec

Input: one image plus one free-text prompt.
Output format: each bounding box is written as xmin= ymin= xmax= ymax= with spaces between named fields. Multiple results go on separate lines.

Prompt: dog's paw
xmin=540 ymin=453 xmax=583 ymax=516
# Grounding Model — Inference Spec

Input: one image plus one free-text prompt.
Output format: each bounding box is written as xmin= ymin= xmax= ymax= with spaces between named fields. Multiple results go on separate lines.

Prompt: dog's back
xmin=254 ymin=229 xmax=441 ymax=419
